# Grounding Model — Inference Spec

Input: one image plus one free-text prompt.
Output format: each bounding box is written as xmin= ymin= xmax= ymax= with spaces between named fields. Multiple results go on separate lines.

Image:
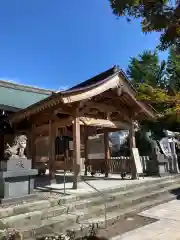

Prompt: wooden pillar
xmin=49 ymin=120 xmax=52 ymax=177
xmin=104 ymin=131 xmax=110 ymax=177
xmin=84 ymin=126 xmax=88 ymax=176
xmin=49 ymin=120 xmax=56 ymax=179
xmin=64 ymin=127 xmax=69 ymax=166
xmin=129 ymin=121 xmax=137 ymax=179
xmin=31 ymin=125 xmax=36 ymax=169
xmin=72 ymin=109 xmax=81 ymax=189
xmin=26 ymin=131 xmax=30 ymax=159
xmin=0 ymin=134 xmax=4 ymax=159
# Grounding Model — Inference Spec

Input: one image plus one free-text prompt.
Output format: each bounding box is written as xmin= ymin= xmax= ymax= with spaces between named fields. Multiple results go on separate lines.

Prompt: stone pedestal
xmin=158 ymin=162 xmax=169 ymax=177
xmin=147 ymin=154 xmax=169 ymax=177
xmin=0 ymin=157 xmax=38 ymax=203
xmin=156 ymin=154 xmax=169 ymax=177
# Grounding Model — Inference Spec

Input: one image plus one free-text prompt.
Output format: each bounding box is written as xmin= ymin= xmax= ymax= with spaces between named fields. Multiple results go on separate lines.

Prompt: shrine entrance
xmin=9 ymin=66 xmax=155 ymax=189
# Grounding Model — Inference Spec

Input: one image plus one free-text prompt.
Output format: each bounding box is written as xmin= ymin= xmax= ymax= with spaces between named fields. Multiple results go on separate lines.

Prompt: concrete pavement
xmin=112 ymin=199 xmax=180 ymax=239
xmin=37 ymin=171 xmax=173 ymax=195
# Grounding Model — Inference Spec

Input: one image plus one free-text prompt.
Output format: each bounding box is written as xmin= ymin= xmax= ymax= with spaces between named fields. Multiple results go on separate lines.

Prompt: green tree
xmin=127 ymin=50 xmax=167 ymax=88
xmin=167 ymin=46 xmax=180 ymax=92
xmin=109 ymin=0 xmax=180 ymax=51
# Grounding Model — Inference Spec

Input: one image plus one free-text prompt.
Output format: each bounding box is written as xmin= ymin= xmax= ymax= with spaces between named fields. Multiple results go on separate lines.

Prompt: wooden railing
xmin=110 ymin=156 xmax=131 ymax=173
xmin=83 ymin=156 xmax=150 ymax=174
xmin=35 ymin=155 xmax=150 ymax=174
xmin=110 ymin=156 xmax=150 ymax=173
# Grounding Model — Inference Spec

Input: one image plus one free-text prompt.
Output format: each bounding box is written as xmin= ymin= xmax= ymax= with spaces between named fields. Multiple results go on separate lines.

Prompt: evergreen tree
xmin=167 ymin=46 xmax=180 ymax=92
xmin=127 ymin=50 xmax=167 ymax=88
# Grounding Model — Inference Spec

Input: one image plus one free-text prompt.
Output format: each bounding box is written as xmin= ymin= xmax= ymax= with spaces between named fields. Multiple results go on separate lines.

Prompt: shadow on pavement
xmin=170 ymin=187 xmax=180 ymax=199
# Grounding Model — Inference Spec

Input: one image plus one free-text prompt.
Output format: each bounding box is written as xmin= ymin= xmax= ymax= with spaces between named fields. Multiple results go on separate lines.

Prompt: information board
xmin=132 ymin=148 xmax=143 ymax=174
xmin=87 ymin=134 xmax=105 ymax=160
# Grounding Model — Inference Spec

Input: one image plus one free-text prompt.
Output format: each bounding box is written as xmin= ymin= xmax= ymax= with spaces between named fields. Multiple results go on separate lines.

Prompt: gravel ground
xmin=97 ymin=215 xmax=157 ymax=239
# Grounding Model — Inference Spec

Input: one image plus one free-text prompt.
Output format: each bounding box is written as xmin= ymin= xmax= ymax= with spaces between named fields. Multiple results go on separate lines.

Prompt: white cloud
xmin=56 ymin=85 xmax=69 ymax=92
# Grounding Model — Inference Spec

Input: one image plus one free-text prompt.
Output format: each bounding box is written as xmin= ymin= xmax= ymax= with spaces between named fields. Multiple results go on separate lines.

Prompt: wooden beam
xmin=53 ymin=105 xmax=72 ymax=115
xmin=78 ymin=117 xmax=130 ymax=129
xmin=98 ymin=100 xmax=131 ymax=117
xmin=79 ymin=101 xmax=131 ymax=123
xmin=80 ymin=102 xmax=117 ymax=114
xmin=34 ymin=117 xmax=73 ymax=136
xmin=55 ymin=117 xmax=73 ymax=128
xmin=29 ymin=112 xmax=62 ymax=124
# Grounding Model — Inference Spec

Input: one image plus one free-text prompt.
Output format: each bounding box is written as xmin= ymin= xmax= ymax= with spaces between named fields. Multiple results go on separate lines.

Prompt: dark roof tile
xmin=69 ymin=66 xmax=119 ymax=90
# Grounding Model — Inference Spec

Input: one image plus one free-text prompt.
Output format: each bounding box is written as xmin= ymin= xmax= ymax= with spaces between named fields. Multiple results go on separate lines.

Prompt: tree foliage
xmin=127 ymin=48 xmax=180 ymax=130
xmin=167 ymin=46 xmax=180 ymax=91
xmin=109 ymin=0 xmax=180 ymax=51
xmin=127 ymin=50 xmax=167 ymax=88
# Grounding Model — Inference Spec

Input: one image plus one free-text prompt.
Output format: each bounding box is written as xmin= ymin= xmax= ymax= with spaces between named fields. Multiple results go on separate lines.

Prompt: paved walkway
xmin=36 ymin=172 xmax=164 ymax=195
xmin=112 ymin=199 xmax=180 ymax=239
xmin=39 ymin=171 xmax=170 ymax=193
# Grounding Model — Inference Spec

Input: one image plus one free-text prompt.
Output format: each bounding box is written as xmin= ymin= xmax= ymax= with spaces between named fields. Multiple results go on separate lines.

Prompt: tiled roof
xmin=69 ymin=66 xmax=118 ymax=90
xmin=0 ymin=80 xmax=54 ymax=110
xmin=68 ymin=65 xmax=136 ymax=93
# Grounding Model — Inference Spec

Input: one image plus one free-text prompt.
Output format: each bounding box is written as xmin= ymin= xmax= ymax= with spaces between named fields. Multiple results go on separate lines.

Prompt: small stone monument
xmin=151 ymin=139 xmax=169 ymax=177
xmin=0 ymin=135 xmax=38 ymax=203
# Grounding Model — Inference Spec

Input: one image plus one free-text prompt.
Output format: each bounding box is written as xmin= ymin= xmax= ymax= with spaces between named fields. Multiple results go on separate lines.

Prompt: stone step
xmin=1 ymin=175 xmax=180 ymax=240
xmin=10 ymin=180 xmax=180 ymax=239
xmin=1 ymin=177 xmax=180 ymax=230
xmin=0 ymin=175 xmax=179 ymax=220
xmin=0 ymin=177 xmax=178 ymax=228
xmin=0 ymin=204 xmax=69 ymax=230
xmin=49 ymin=175 xmax=180 ymax=207
xmin=21 ymin=179 xmax=180 ymax=228
xmin=26 ymin=188 xmax=179 ymax=239
xmin=66 ymin=178 xmax=180 ymax=212
xmin=22 ymin=214 xmax=79 ymax=239
xmin=72 ymin=183 xmax=180 ymax=223
xmin=84 ymin=191 xmax=177 ymax=227
xmin=0 ymin=199 xmax=51 ymax=219
xmin=79 ymin=176 xmax=180 ymax=201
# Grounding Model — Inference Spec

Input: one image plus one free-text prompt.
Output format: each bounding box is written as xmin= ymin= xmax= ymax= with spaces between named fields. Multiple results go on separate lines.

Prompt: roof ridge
xmin=68 ymin=65 xmax=119 ymax=91
xmin=0 ymin=80 xmax=54 ymax=95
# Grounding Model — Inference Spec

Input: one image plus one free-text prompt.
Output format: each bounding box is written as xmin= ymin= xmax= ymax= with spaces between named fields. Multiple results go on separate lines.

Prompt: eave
xmin=9 ymin=66 xmax=156 ymax=124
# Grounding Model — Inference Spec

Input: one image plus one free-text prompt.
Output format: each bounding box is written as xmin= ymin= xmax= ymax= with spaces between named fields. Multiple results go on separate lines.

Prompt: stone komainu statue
xmin=4 ymin=135 xmax=27 ymax=160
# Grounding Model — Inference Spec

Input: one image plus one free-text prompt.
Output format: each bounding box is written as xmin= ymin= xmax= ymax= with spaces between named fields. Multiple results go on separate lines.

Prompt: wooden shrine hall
xmin=8 ymin=66 xmax=156 ymax=189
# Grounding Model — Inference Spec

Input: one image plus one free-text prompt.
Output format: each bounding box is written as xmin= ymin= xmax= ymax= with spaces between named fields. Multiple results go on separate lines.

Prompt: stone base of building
xmin=0 ymin=157 xmax=38 ymax=204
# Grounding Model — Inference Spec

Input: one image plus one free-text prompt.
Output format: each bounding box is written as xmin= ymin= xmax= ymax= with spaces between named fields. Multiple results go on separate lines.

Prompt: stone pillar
xmin=72 ymin=109 xmax=81 ymax=189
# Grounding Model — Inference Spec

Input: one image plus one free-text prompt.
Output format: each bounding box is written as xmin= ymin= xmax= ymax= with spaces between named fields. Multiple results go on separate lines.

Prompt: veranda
xmin=8 ymin=66 xmax=155 ymax=189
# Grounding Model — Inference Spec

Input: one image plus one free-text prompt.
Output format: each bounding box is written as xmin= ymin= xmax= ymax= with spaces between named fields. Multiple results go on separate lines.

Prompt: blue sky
xmin=0 ymin=0 xmax=168 ymax=90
